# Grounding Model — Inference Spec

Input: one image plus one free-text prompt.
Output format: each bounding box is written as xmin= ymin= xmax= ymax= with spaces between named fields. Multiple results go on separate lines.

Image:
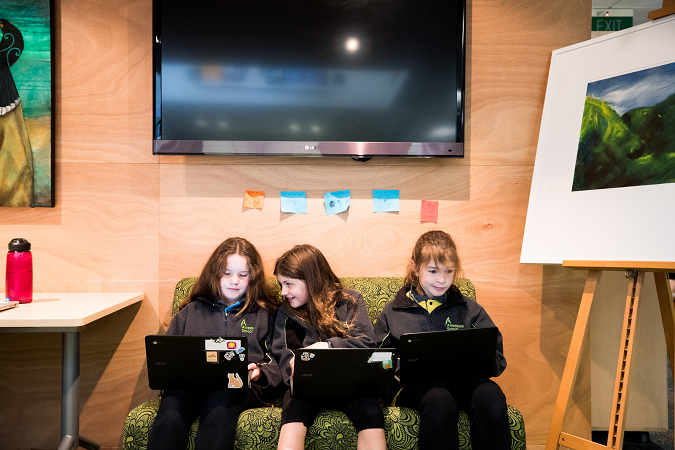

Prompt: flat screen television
xmin=153 ymin=0 xmax=465 ymax=158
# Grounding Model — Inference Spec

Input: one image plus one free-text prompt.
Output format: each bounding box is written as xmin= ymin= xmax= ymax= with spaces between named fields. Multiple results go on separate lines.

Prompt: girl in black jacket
xmin=374 ymin=230 xmax=510 ymax=450
xmin=271 ymin=244 xmax=386 ymax=450
xmin=148 ymin=237 xmax=281 ymax=450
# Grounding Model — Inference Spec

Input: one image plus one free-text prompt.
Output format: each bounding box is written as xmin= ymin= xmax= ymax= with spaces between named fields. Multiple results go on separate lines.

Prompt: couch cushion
xmin=172 ymin=277 xmax=476 ymax=325
xmin=123 ymin=399 xmax=525 ymax=450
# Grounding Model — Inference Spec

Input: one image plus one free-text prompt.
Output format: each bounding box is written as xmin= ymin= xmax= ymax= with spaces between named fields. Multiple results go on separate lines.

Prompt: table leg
xmin=62 ymin=332 xmax=80 ymax=450
xmin=62 ymin=331 xmax=101 ymax=450
xmin=79 ymin=435 xmax=101 ymax=450
xmin=57 ymin=435 xmax=76 ymax=450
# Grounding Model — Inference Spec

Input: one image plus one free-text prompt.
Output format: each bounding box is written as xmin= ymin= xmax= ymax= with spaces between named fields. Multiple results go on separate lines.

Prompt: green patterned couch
xmin=123 ymin=277 xmax=526 ymax=450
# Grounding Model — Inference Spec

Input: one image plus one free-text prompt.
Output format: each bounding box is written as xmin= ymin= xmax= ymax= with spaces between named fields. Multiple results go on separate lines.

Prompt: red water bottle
xmin=5 ymin=238 xmax=33 ymax=303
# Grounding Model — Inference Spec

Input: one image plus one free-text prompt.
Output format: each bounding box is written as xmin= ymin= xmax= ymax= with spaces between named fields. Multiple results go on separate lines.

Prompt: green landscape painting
xmin=573 ymin=61 xmax=675 ymax=191
xmin=0 ymin=0 xmax=53 ymax=207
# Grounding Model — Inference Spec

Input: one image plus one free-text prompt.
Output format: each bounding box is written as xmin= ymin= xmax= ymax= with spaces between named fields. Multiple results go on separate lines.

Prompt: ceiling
xmin=592 ymin=0 xmax=663 ymax=7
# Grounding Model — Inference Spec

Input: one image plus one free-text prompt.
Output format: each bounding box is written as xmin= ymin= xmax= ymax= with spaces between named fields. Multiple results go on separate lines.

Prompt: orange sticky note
xmin=421 ymin=200 xmax=438 ymax=223
xmin=244 ymin=190 xmax=265 ymax=209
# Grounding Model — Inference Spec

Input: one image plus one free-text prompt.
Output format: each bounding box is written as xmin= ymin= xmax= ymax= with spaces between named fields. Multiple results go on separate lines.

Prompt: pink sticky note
xmin=244 ymin=190 xmax=265 ymax=209
xmin=421 ymin=200 xmax=438 ymax=223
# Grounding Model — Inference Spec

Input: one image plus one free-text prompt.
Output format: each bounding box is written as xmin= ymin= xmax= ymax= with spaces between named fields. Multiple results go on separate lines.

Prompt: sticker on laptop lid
xmin=367 ymin=351 xmax=392 ymax=363
xmin=206 ymin=351 xmax=218 ymax=363
xmin=300 ymin=352 xmax=315 ymax=361
xmin=228 ymin=373 xmax=244 ymax=388
xmin=224 ymin=351 xmax=235 ymax=361
xmin=205 ymin=339 xmax=241 ymax=351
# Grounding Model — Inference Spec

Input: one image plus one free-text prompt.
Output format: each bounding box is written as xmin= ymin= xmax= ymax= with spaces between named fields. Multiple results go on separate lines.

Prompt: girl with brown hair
xmin=148 ymin=237 xmax=281 ymax=450
xmin=374 ymin=230 xmax=509 ymax=450
xmin=271 ymin=244 xmax=386 ymax=450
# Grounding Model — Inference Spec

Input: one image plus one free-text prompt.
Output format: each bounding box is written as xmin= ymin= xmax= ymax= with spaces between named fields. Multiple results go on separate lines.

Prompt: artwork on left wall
xmin=0 ymin=0 xmax=54 ymax=207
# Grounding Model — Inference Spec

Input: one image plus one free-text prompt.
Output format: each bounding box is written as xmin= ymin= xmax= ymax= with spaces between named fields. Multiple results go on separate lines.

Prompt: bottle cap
xmin=8 ymin=238 xmax=31 ymax=252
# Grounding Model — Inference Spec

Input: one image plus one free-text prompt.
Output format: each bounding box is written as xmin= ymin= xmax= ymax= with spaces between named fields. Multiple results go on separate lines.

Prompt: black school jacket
xmin=166 ymin=296 xmax=282 ymax=400
xmin=373 ymin=285 xmax=507 ymax=377
xmin=271 ymin=289 xmax=377 ymax=387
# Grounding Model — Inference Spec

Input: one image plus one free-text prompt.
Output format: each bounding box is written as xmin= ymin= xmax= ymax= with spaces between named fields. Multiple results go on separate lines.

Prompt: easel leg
xmin=653 ymin=272 xmax=675 ymax=433
xmin=607 ymin=271 xmax=644 ymax=449
xmin=545 ymin=270 xmax=602 ymax=450
xmin=654 ymin=272 xmax=675 ymax=379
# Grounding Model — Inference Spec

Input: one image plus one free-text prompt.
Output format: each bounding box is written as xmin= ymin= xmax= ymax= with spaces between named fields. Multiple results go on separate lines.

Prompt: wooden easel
xmin=649 ymin=0 xmax=675 ymax=20
xmin=545 ymin=261 xmax=675 ymax=450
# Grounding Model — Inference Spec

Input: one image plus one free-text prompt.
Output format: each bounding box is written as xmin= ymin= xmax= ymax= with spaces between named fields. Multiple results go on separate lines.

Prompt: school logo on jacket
xmin=228 ymin=373 xmax=244 ymax=388
xmin=445 ymin=317 xmax=464 ymax=330
xmin=240 ymin=319 xmax=254 ymax=334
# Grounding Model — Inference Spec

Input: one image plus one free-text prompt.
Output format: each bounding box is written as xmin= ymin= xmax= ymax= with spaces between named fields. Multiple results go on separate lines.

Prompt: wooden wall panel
xmin=0 ymin=0 xmax=591 ymax=448
xmin=0 ymin=161 xmax=160 ymax=449
xmin=469 ymin=0 xmax=591 ymax=167
xmin=57 ymin=0 xmax=154 ymax=163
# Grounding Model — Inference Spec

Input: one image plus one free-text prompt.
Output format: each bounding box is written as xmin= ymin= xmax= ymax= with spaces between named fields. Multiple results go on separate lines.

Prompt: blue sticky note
xmin=324 ymin=190 xmax=350 ymax=215
xmin=280 ymin=191 xmax=307 ymax=214
xmin=373 ymin=190 xmax=400 ymax=212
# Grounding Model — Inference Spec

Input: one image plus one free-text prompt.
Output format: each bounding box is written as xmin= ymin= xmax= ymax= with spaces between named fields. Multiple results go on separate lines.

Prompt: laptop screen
xmin=145 ymin=335 xmax=249 ymax=390
xmin=399 ymin=327 xmax=498 ymax=386
xmin=291 ymin=348 xmax=397 ymax=400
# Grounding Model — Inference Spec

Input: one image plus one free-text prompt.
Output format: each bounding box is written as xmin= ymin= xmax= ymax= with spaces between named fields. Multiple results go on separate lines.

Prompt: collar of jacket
xmin=196 ymin=295 xmax=259 ymax=313
xmin=392 ymin=284 xmax=466 ymax=310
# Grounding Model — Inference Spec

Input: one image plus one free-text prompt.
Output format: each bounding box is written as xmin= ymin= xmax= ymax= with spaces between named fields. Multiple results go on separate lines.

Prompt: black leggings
xmin=147 ymin=388 xmax=261 ymax=450
xmin=280 ymin=388 xmax=384 ymax=432
xmin=396 ymin=378 xmax=510 ymax=450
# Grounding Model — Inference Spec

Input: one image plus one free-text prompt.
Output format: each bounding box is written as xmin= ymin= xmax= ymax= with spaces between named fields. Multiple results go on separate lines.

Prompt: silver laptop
xmin=0 ymin=300 xmax=19 ymax=312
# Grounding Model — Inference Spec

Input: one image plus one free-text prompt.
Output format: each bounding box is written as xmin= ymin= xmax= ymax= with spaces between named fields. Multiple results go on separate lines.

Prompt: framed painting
xmin=521 ymin=16 xmax=675 ymax=264
xmin=574 ymin=61 xmax=675 ymax=191
xmin=1 ymin=0 xmax=54 ymax=207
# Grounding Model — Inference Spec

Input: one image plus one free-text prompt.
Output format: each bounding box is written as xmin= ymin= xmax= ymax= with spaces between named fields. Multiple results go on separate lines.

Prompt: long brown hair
xmin=274 ymin=244 xmax=354 ymax=338
xmin=181 ymin=237 xmax=275 ymax=313
xmin=405 ymin=230 xmax=463 ymax=296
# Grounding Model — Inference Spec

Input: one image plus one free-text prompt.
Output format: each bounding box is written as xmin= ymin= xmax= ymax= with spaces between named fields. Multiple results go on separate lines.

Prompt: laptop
xmin=291 ymin=348 xmax=398 ymax=400
xmin=399 ymin=327 xmax=499 ymax=386
xmin=145 ymin=335 xmax=249 ymax=390
xmin=0 ymin=300 xmax=19 ymax=312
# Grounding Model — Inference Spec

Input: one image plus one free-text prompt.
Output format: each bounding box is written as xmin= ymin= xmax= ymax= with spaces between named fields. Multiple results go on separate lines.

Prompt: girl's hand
xmin=305 ymin=341 xmax=330 ymax=350
xmin=290 ymin=355 xmax=295 ymax=376
xmin=248 ymin=363 xmax=261 ymax=381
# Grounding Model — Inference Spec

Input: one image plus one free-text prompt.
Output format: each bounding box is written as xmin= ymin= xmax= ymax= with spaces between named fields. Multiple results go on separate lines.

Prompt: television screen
xmin=153 ymin=0 xmax=465 ymax=157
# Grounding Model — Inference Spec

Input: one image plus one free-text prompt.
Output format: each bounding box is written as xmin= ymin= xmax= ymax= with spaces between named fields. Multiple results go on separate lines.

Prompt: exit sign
xmin=592 ymin=16 xmax=633 ymax=31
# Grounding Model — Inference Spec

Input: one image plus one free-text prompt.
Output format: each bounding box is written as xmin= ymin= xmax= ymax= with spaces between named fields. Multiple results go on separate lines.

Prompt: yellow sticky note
xmin=244 ymin=190 xmax=265 ymax=209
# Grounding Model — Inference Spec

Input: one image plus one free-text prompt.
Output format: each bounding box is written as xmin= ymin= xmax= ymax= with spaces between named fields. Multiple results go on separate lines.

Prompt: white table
xmin=0 ymin=292 xmax=145 ymax=450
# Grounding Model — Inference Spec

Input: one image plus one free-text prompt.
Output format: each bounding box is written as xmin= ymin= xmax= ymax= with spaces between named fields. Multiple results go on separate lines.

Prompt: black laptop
xmin=399 ymin=327 xmax=499 ymax=386
xmin=291 ymin=348 xmax=398 ymax=400
xmin=145 ymin=335 xmax=249 ymax=390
